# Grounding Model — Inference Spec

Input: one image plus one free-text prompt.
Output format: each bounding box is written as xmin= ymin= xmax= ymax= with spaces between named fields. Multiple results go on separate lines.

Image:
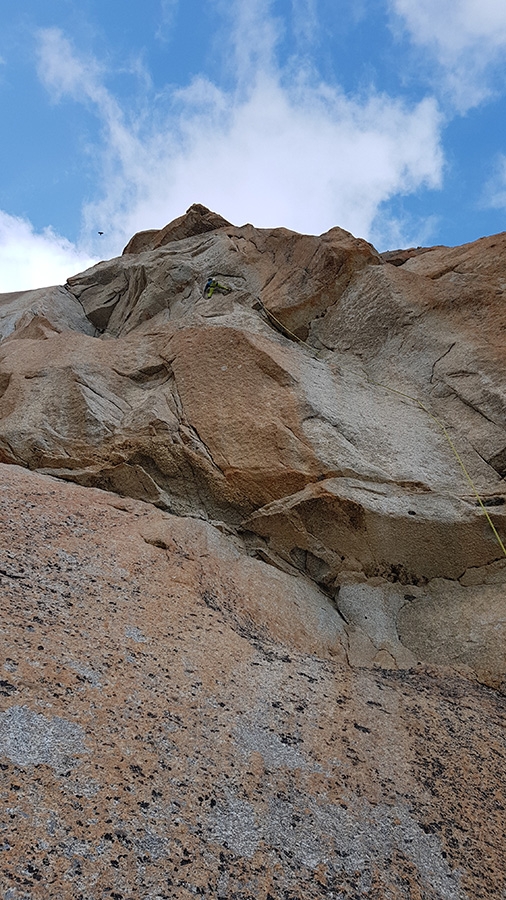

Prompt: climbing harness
xmin=204 ymin=277 xmax=232 ymax=299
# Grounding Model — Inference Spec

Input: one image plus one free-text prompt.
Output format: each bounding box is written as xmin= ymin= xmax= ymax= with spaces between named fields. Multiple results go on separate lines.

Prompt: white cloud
xmin=217 ymin=0 xmax=283 ymax=86
xmin=0 ymin=211 xmax=97 ymax=293
xmin=33 ymin=14 xmax=443 ymax=257
xmin=481 ymin=153 xmax=506 ymax=210
xmin=36 ymin=26 xmax=105 ymax=104
xmin=370 ymin=210 xmax=441 ymax=254
xmin=391 ymin=0 xmax=506 ymax=109
xmin=290 ymin=0 xmax=319 ymax=45
xmin=126 ymin=76 xmax=442 ymax=241
xmin=392 ymin=0 xmax=506 ymax=54
xmin=156 ymin=0 xmax=179 ymax=42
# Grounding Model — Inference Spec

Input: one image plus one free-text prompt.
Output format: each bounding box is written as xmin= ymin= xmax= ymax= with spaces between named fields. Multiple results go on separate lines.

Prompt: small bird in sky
xmin=98 ymin=231 xmax=104 ymax=235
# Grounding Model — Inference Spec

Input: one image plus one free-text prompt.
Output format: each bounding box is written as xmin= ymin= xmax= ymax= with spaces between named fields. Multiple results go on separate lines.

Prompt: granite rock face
xmin=1 ymin=464 xmax=505 ymax=900
xmin=1 ymin=205 xmax=505 ymax=897
xmin=0 ymin=204 xmax=504 ymax=686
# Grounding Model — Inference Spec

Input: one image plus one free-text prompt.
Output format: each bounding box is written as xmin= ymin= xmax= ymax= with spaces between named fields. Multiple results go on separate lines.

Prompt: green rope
xmin=254 ymin=297 xmax=320 ymax=357
xmin=253 ymin=296 xmax=505 ymax=557
xmin=369 ymin=380 xmax=506 ymax=558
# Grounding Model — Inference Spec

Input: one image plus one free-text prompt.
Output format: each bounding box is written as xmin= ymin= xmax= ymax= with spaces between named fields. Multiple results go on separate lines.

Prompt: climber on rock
xmin=204 ymin=277 xmax=232 ymax=298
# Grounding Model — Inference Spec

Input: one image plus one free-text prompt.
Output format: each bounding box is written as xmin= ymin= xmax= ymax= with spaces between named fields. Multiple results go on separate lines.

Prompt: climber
xmin=204 ymin=277 xmax=232 ymax=298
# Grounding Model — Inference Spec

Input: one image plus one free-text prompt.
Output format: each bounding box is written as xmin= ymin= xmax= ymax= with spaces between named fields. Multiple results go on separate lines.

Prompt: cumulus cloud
xmin=0 ymin=211 xmax=97 ymax=293
xmin=33 ymin=7 xmax=444 ymax=257
xmin=390 ymin=0 xmax=506 ymax=109
xmin=131 ymin=77 xmax=442 ymax=239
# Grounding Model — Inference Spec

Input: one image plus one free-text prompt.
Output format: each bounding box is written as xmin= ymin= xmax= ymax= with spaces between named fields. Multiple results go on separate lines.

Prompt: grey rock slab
xmin=0 ymin=286 xmax=95 ymax=340
xmin=0 ymin=705 xmax=88 ymax=770
xmin=397 ymin=578 xmax=506 ymax=688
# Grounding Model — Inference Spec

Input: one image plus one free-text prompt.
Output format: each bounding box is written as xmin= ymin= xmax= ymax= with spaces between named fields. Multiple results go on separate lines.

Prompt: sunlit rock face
xmin=1 ymin=205 xmax=505 ymax=898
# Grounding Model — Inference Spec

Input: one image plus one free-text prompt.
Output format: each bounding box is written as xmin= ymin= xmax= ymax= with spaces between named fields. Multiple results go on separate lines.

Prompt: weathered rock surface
xmin=1 ymin=464 xmax=505 ymax=899
xmin=1 ymin=205 xmax=504 ymax=682
xmin=1 ymin=205 xmax=505 ymax=897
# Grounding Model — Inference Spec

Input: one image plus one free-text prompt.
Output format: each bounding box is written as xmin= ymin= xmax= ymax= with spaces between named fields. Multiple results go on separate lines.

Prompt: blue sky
xmin=1 ymin=0 xmax=506 ymax=290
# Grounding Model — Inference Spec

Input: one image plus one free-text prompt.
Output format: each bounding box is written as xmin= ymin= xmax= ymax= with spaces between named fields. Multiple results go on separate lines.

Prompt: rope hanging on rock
xmin=369 ymin=380 xmax=506 ymax=559
xmin=252 ymin=296 xmax=320 ymax=358
xmin=251 ymin=294 xmax=506 ymax=558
